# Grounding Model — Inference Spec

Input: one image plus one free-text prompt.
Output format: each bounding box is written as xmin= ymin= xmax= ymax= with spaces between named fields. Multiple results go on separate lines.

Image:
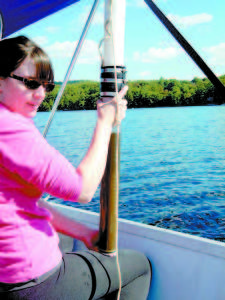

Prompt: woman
xmin=0 ymin=35 xmax=151 ymax=299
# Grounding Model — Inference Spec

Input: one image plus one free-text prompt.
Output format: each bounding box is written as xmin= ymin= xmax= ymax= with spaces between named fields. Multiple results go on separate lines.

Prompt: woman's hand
xmin=76 ymin=86 xmax=128 ymax=204
xmin=97 ymin=85 xmax=128 ymax=127
xmin=82 ymin=229 xmax=99 ymax=251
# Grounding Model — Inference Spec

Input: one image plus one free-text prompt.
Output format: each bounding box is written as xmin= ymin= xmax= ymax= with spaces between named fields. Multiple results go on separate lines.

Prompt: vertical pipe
xmin=97 ymin=0 xmax=126 ymax=255
xmin=0 ymin=13 xmax=3 ymax=40
xmin=103 ymin=0 xmax=126 ymax=67
xmin=98 ymin=133 xmax=120 ymax=253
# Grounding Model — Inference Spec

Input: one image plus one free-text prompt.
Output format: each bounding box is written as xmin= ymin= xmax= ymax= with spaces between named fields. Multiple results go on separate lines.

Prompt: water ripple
xmin=35 ymin=106 xmax=225 ymax=242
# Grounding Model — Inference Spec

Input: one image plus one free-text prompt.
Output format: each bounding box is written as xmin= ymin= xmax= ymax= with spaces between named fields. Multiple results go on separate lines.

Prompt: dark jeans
xmin=0 ymin=239 xmax=151 ymax=300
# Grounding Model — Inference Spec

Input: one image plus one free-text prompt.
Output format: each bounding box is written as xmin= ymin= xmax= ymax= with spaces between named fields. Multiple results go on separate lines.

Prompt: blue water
xmin=35 ymin=105 xmax=225 ymax=242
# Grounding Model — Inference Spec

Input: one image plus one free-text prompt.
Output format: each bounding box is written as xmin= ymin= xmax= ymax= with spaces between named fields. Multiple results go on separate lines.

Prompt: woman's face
xmin=0 ymin=57 xmax=46 ymax=118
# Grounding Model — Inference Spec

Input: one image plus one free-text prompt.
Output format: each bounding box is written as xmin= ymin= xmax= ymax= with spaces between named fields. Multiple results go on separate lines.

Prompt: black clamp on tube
xmin=100 ymin=66 xmax=127 ymax=97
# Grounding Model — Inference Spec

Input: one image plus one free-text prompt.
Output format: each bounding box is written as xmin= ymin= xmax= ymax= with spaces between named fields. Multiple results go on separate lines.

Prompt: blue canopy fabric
xmin=0 ymin=0 xmax=80 ymax=38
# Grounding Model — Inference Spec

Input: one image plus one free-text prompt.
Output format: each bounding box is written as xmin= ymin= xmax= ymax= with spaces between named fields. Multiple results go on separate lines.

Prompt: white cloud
xmin=152 ymin=0 xmax=168 ymax=2
xmin=74 ymin=4 xmax=104 ymax=27
xmin=34 ymin=36 xmax=48 ymax=46
xmin=139 ymin=70 xmax=152 ymax=77
xmin=45 ymin=39 xmax=100 ymax=64
xmin=205 ymin=43 xmax=225 ymax=67
xmin=128 ymin=0 xmax=167 ymax=7
xmin=168 ymin=13 xmax=213 ymax=28
xmin=134 ymin=46 xmax=181 ymax=63
xmin=93 ymin=10 xmax=104 ymax=25
xmin=127 ymin=0 xmax=147 ymax=8
xmin=46 ymin=26 xmax=60 ymax=34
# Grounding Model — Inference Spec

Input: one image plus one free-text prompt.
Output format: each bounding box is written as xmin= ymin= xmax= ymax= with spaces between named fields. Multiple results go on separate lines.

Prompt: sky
xmin=9 ymin=0 xmax=225 ymax=82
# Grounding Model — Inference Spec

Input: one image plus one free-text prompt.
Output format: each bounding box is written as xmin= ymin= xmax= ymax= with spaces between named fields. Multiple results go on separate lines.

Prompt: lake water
xmin=35 ymin=105 xmax=225 ymax=242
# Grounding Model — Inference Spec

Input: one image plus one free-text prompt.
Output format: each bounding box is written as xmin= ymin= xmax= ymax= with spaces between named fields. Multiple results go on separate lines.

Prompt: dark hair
xmin=0 ymin=35 xmax=54 ymax=82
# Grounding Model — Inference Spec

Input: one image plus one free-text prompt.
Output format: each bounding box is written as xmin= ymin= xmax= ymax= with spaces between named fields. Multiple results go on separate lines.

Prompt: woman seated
xmin=0 ymin=35 xmax=151 ymax=299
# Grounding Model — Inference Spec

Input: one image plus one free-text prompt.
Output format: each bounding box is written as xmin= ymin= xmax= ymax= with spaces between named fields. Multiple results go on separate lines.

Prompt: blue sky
xmin=11 ymin=0 xmax=225 ymax=82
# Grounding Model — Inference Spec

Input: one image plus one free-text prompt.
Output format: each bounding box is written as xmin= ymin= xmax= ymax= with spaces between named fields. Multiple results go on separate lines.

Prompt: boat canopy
xmin=0 ymin=0 xmax=80 ymax=38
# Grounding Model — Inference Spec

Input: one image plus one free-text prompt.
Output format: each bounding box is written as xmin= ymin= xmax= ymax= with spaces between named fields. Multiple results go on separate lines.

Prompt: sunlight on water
xmin=35 ymin=106 xmax=225 ymax=242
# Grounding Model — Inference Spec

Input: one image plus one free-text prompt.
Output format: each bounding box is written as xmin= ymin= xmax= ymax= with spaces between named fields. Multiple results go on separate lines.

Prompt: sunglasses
xmin=9 ymin=74 xmax=55 ymax=93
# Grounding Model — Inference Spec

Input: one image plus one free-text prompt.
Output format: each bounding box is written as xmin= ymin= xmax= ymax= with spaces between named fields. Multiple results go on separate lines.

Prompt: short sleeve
xmin=0 ymin=116 xmax=82 ymax=202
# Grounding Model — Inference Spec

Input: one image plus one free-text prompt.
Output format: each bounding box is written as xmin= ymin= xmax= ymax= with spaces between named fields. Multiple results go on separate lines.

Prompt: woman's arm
xmin=76 ymin=86 xmax=128 ymax=203
xmin=39 ymin=87 xmax=128 ymax=246
xmin=38 ymin=198 xmax=99 ymax=250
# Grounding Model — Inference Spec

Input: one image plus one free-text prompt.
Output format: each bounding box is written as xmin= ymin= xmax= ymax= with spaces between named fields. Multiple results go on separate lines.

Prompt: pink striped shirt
xmin=0 ymin=103 xmax=82 ymax=283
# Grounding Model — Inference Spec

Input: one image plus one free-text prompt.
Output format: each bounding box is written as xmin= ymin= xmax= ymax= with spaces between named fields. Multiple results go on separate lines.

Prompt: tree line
xmin=38 ymin=75 xmax=225 ymax=112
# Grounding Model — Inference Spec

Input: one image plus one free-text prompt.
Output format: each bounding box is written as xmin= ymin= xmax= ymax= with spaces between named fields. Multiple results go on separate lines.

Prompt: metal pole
xmin=144 ymin=0 xmax=225 ymax=97
xmin=0 ymin=13 xmax=3 ymax=40
xmin=97 ymin=0 xmax=126 ymax=255
xmin=43 ymin=0 xmax=100 ymax=138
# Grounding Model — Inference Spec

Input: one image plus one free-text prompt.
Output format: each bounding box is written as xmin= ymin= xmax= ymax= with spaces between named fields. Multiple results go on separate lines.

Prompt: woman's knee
xmin=111 ymin=250 xmax=152 ymax=300
xmin=120 ymin=249 xmax=151 ymax=273
xmin=83 ymin=250 xmax=152 ymax=299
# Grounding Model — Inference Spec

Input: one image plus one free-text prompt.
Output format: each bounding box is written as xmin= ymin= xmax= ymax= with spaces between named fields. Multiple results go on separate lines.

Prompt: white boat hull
xmin=55 ymin=203 xmax=225 ymax=300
